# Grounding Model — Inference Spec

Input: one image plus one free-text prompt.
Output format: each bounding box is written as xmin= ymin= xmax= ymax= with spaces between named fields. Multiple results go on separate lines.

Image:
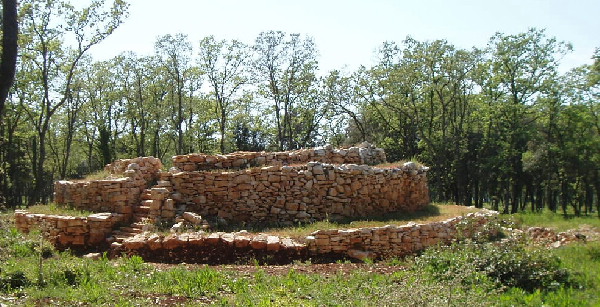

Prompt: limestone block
xmin=250 ymin=235 xmax=267 ymax=250
xmin=220 ymin=233 xmax=235 ymax=246
xmin=206 ymin=232 xmax=221 ymax=245
xmin=162 ymin=234 xmax=183 ymax=249
xmin=266 ymin=236 xmax=281 ymax=251
xmin=234 ymin=236 xmax=251 ymax=248
xmin=147 ymin=234 xmax=163 ymax=250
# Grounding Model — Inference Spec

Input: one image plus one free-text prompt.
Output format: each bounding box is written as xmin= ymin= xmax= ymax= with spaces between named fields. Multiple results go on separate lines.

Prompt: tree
xmin=487 ymin=28 xmax=571 ymax=213
xmin=360 ymin=38 xmax=481 ymax=205
xmin=18 ymin=0 xmax=128 ymax=204
xmin=198 ymin=35 xmax=250 ymax=154
xmin=155 ymin=33 xmax=193 ymax=155
xmin=253 ymin=31 xmax=321 ymax=150
xmin=0 ymin=0 xmax=18 ymax=115
xmin=321 ymin=69 xmax=369 ymax=144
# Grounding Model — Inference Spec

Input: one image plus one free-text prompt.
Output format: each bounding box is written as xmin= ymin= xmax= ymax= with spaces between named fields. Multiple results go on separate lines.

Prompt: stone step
xmin=113 ymin=234 xmax=131 ymax=243
xmin=134 ymin=205 xmax=150 ymax=213
xmin=133 ymin=216 xmax=149 ymax=223
xmin=112 ymin=228 xmax=142 ymax=242
xmin=119 ymin=226 xmax=142 ymax=233
xmin=131 ymin=222 xmax=147 ymax=229
xmin=140 ymin=190 xmax=153 ymax=200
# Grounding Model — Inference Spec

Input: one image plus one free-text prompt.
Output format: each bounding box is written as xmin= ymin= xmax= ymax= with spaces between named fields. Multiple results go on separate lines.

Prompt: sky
xmin=88 ymin=0 xmax=600 ymax=74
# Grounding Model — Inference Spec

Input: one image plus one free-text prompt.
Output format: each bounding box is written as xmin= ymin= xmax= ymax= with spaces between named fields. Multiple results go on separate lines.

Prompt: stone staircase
xmin=111 ymin=189 xmax=153 ymax=244
xmin=109 ymin=179 xmax=209 ymax=246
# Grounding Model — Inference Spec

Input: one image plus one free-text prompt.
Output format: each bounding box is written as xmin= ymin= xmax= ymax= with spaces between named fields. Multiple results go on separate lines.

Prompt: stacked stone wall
xmin=53 ymin=157 xmax=163 ymax=215
xmin=168 ymin=162 xmax=429 ymax=225
xmin=172 ymin=143 xmax=386 ymax=171
xmin=118 ymin=210 xmax=498 ymax=263
xmin=14 ymin=211 xmax=126 ymax=249
xmin=306 ymin=210 xmax=498 ymax=259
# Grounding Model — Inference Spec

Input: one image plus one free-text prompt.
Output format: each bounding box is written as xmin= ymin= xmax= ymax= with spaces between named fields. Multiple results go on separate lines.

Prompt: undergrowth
xmin=2 ymin=210 xmax=600 ymax=306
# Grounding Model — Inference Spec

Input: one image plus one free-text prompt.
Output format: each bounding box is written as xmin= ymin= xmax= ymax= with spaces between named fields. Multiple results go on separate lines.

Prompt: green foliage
xmin=2 ymin=0 xmax=598 ymax=213
xmin=414 ymin=237 xmax=573 ymax=292
xmin=512 ymin=209 xmax=600 ymax=231
xmin=3 ymin=212 xmax=600 ymax=306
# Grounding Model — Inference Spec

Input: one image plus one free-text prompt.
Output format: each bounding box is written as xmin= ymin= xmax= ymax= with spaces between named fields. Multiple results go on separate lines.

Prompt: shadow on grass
xmin=337 ymin=204 xmax=441 ymax=224
xmin=208 ymin=204 xmax=443 ymax=235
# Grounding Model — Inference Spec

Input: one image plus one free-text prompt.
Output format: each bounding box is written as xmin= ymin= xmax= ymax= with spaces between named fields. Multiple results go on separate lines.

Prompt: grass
xmin=21 ymin=203 xmax=94 ymax=218
xmin=224 ymin=203 xmax=479 ymax=239
xmin=1 ymin=210 xmax=600 ymax=306
xmin=510 ymin=209 xmax=600 ymax=231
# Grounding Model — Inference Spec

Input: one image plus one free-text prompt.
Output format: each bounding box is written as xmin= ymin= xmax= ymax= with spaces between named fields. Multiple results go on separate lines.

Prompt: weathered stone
xmin=250 ymin=235 xmax=268 ymax=250
xmin=266 ymin=236 xmax=281 ymax=251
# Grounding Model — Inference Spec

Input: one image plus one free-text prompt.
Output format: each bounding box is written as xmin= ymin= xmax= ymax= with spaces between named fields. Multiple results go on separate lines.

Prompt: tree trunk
xmin=0 ymin=0 xmax=18 ymax=112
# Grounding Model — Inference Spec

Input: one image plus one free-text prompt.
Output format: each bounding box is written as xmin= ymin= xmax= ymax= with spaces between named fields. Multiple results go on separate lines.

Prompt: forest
xmin=0 ymin=0 xmax=598 ymax=215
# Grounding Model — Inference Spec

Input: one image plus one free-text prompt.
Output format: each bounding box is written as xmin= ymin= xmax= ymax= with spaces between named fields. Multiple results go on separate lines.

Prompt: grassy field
xmin=1 ymin=206 xmax=599 ymax=306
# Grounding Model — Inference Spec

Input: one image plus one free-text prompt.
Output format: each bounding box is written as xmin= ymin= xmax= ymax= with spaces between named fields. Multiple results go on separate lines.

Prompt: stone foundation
xmin=117 ymin=210 xmax=498 ymax=264
xmin=14 ymin=210 xmax=127 ymax=249
xmin=17 ymin=143 xmax=443 ymax=260
xmin=53 ymin=157 xmax=162 ymax=217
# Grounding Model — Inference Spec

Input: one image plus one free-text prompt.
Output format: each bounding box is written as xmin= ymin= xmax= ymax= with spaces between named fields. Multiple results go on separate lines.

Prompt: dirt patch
xmin=150 ymin=262 xmax=406 ymax=277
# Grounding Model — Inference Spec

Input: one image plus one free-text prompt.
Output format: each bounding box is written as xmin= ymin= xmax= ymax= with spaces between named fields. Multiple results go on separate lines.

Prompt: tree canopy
xmin=0 ymin=1 xmax=598 ymax=216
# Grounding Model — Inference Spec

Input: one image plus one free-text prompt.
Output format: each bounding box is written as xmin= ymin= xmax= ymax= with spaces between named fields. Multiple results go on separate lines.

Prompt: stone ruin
xmin=14 ymin=143 xmax=499 ymax=263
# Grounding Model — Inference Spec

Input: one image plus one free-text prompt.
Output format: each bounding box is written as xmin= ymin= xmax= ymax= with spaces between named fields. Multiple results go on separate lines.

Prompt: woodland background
xmin=0 ymin=0 xmax=598 ymax=215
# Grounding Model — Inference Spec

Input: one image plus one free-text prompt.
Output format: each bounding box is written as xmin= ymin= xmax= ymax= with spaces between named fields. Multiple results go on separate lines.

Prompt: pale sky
xmin=89 ymin=0 xmax=600 ymax=73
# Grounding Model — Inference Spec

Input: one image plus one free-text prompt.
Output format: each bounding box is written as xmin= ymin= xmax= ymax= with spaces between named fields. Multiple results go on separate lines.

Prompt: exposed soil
xmin=150 ymin=262 xmax=407 ymax=277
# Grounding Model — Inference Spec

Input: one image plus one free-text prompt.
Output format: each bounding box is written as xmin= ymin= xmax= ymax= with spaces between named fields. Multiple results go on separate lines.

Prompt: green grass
xmin=21 ymin=203 xmax=94 ymax=217
xmin=510 ymin=209 xmax=600 ymax=231
xmin=2 ymin=209 xmax=600 ymax=306
xmin=497 ymin=241 xmax=600 ymax=306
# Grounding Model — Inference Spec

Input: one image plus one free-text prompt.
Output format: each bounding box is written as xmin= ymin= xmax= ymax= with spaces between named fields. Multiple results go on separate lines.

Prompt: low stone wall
xmin=117 ymin=210 xmax=498 ymax=264
xmin=168 ymin=162 xmax=429 ymax=225
xmin=172 ymin=143 xmax=386 ymax=171
xmin=54 ymin=157 xmax=163 ymax=215
xmin=306 ymin=210 xmax=498 ymax=259
xmin=104 ymin=157 xmax=163 ymax=183
xmin=118 ymin=231 xmax=307 ymax=264
xmin=14 ymin=210 xmax=126 ymax=249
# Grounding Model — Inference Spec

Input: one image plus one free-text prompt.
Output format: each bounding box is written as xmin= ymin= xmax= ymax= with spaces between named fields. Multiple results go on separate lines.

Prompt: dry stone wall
xmin=25 ymin=143 xmax=436 ymax=256
xmin=172 ymin=143 xmax=386 ymax=171
xmin=54 ymin=157 xmax=162 ymax=216
xmin=306 ymin=210 xmax=498 ymax=259
xmin=14 ymin=211 xmax=126 ymax=249
xmin=168 ymin=161 xmax=429 ymax=225
xmin=117 ymin=210 xmax=498 ymax=264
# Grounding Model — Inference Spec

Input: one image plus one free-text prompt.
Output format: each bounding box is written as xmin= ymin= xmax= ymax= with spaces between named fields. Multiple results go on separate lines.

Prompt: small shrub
xmin=121 ymin=255 xmax=146 ymax=273
xmin=0 ymin=271 xmax=30 ymax=292
xmin=414 ymin=237 xmax=573 ymax=292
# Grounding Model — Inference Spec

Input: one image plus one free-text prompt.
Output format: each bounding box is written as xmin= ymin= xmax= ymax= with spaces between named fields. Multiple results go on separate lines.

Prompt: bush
xmin=0 ymin=271 xmax=30 ymax=292
xmin=414 ymin=237 xmax=573 ymax=292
